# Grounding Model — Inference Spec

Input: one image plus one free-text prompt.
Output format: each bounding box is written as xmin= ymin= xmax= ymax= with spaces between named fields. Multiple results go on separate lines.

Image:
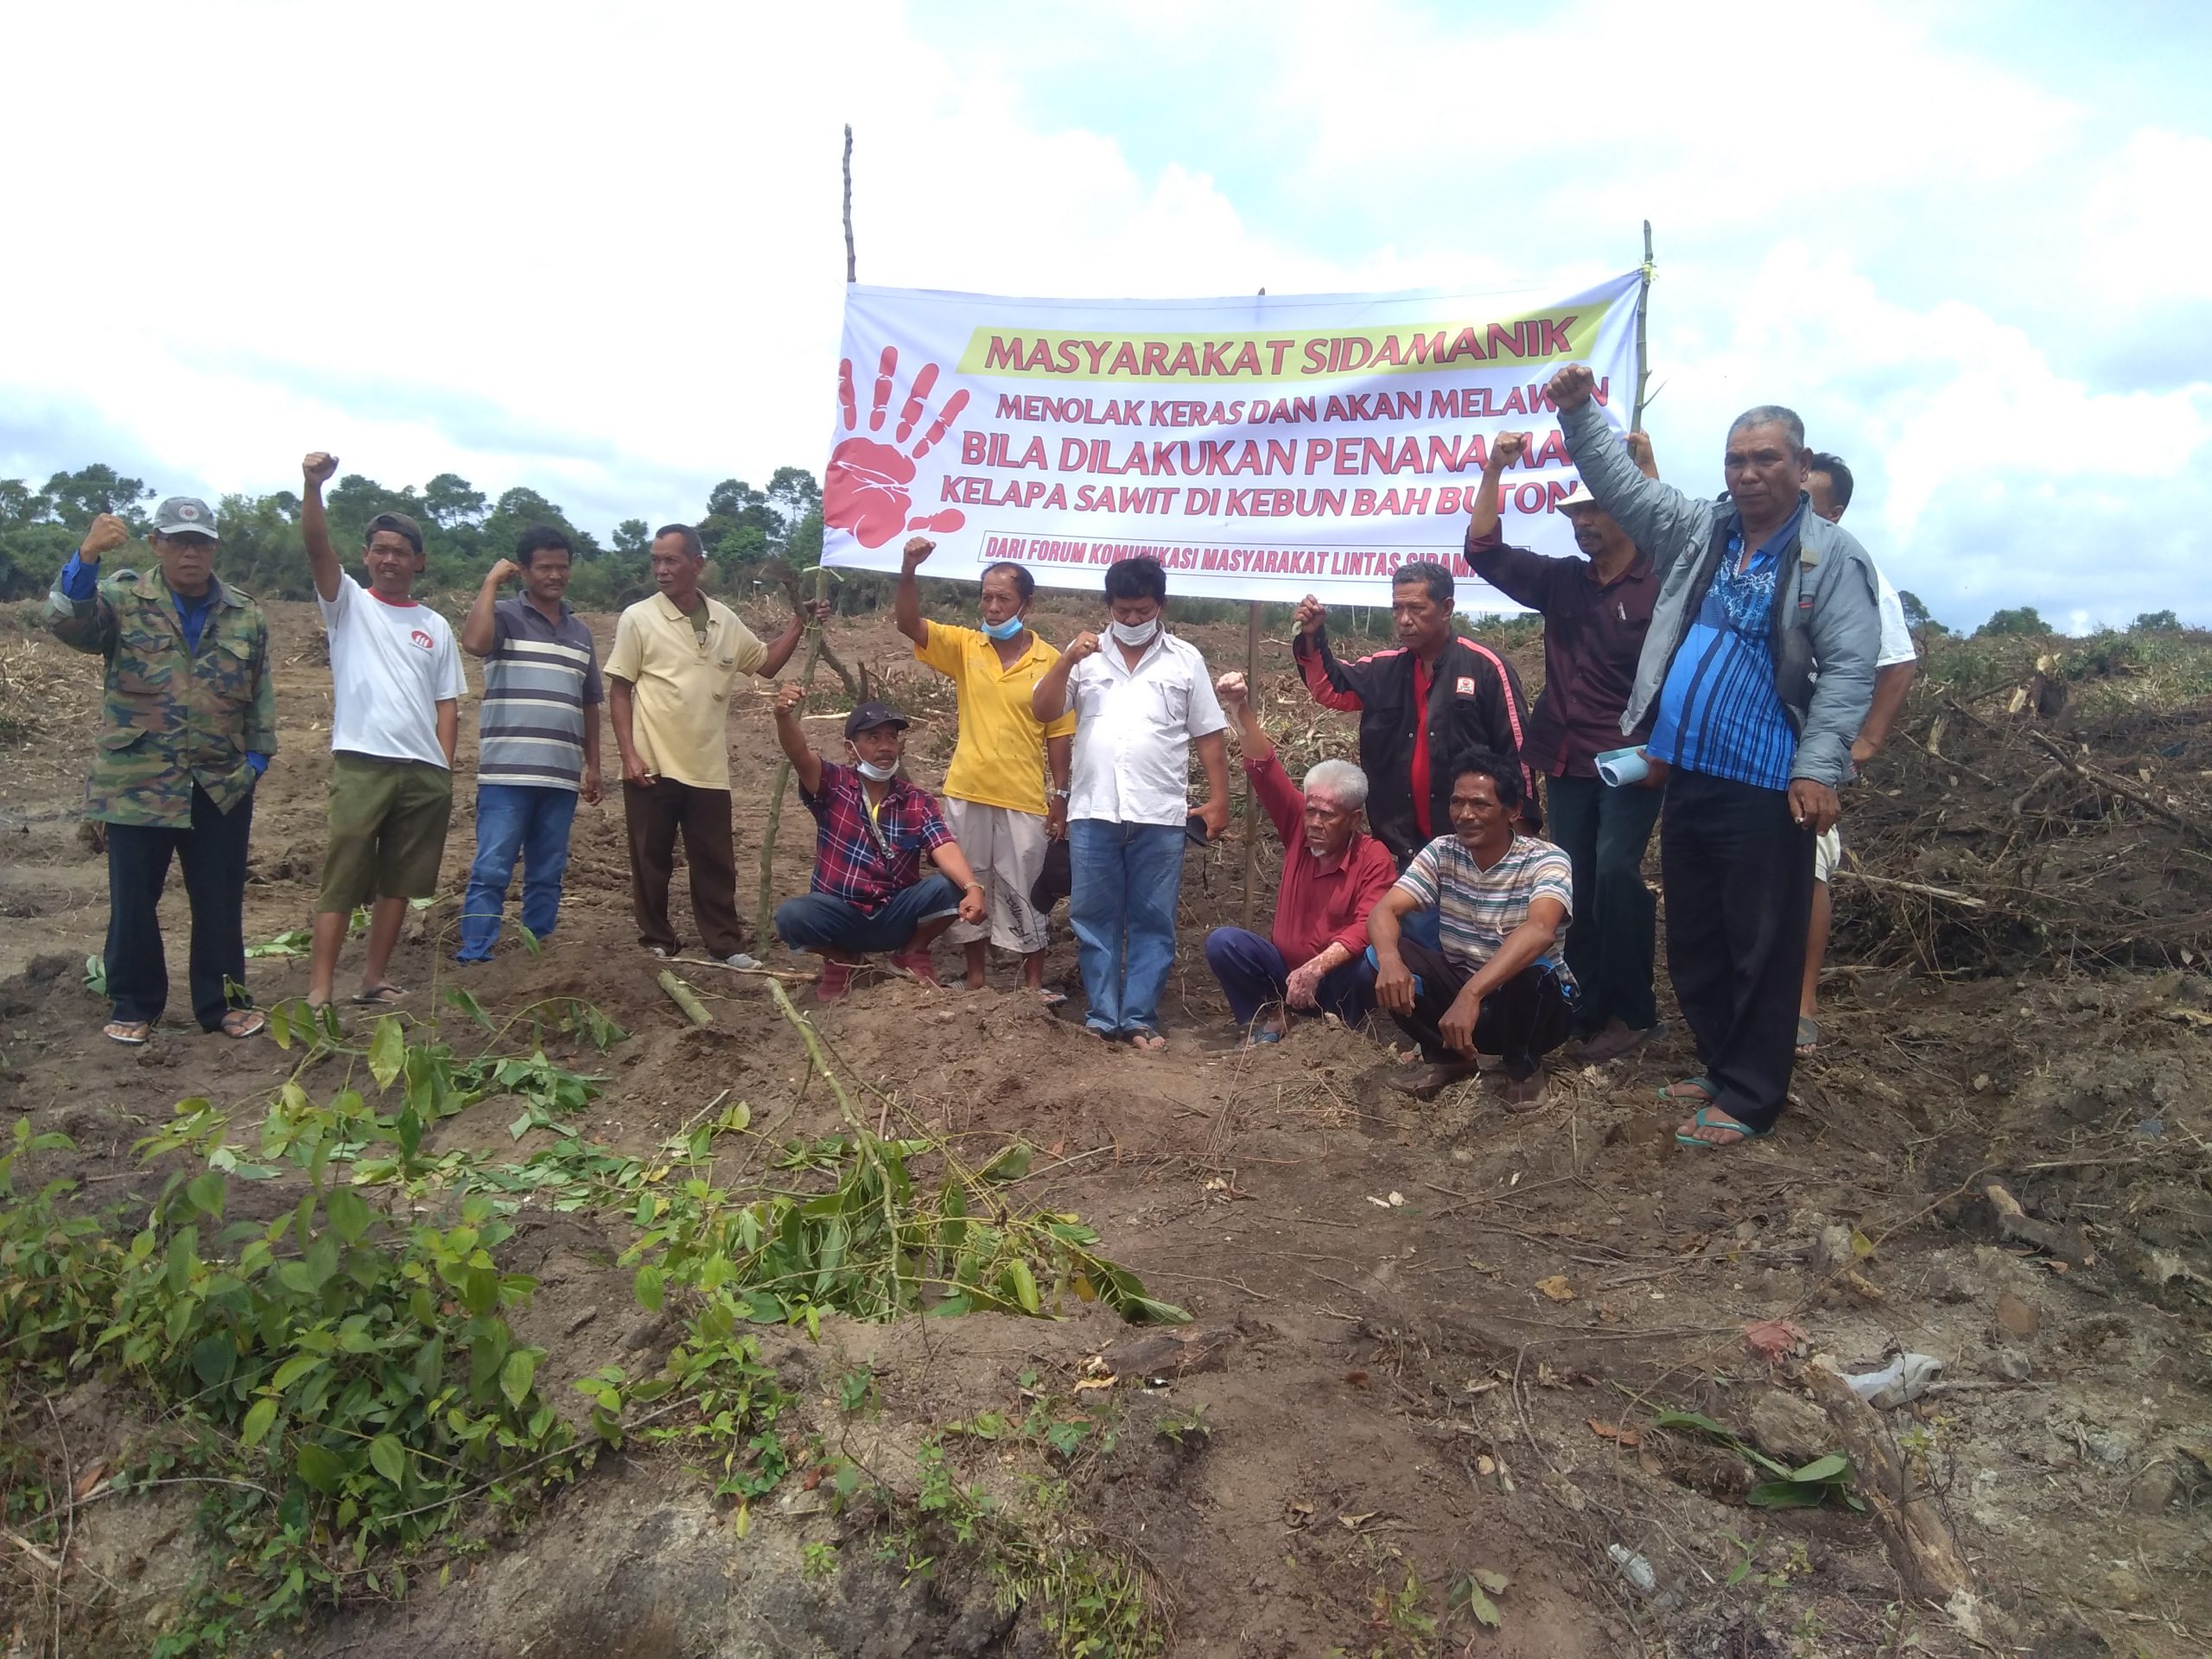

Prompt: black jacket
xmin=1294 ymin=629 xmax=1533 ymax=865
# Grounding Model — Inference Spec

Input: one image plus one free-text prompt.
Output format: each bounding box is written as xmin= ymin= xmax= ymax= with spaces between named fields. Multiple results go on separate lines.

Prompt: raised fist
xmin=774 ymin=680 xmax=808 ymax=716
xmin=901 ymin=535 xmax=936 ymax=569
xmin=1065 ymin=630 xmax=1101 ymax=663
xmin=1214 ymin=670 xmax=1248 ymax=708
xmin=1294 ymin=595 xmax=1325 ymax=639
xmin=825 ymin=348 xmax=970 ymax=549
xmin=1625 ymin=429 xmax=1657 ymax=479
xmin=79 ymin=512 xmax=131 ymax=561
xmin=1490 ymin=430 xmax=1529 ymax=471
xmin=302 ymin=452 xmax=339 ymax=486
xmin=1543 ymin=365 xmax=1595 ymax=412
xmin=486 ymin=558 xmax=524 ymax=586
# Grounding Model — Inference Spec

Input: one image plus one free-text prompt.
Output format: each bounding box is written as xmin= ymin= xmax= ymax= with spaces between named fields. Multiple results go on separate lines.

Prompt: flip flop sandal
xmin=352 ymin=984 xmax=407 ymax=1007
xmin=219 ymin=1008 xmax=267 ymax=1039
xmin=1036 ymin=988 xmax=1068 ymax=1008
xmin=1674 ymin=1105 xmax=1772 ymax=1148
xmin=1657 ymin=1075 xmax=1717 ymax=1102
xmin=1239 ymin=1027 xmax=1285 ymax=1049
xmin=1127 ymin=1030 xmax=1169 ymax=1052
xmin=103 ymin=1020 xmax=151 ymax=1047
xmin=1796 ymin=1016 xmax=1821 ymax=1054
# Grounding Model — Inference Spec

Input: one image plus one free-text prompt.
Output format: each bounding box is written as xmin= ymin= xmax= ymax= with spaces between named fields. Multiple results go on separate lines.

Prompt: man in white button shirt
xmin=1799 ymin=453 xmax=1918 ymax=1054
xmin=1031 ymin=557 xmax=1232 ymax=1049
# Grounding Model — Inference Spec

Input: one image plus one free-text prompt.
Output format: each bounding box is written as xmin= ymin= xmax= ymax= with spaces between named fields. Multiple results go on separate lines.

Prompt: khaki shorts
xmin=942 ymin=798 xmax=1052 ymax=954
xmin=1814 ymin=824 xmax=1842 ymax=885
xmin=318 ymin=753 xmax=454 ymax=913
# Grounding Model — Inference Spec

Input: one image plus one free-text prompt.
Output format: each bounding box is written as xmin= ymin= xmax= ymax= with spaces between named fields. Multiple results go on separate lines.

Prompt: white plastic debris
xmin=1608 ymin=1544 xmax=1656 ymax=1593
xmin=1845 ymin=1351 xmax=1943 ymax=1409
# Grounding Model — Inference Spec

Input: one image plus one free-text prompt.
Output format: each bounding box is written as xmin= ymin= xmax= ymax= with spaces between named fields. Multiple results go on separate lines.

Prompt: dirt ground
xmin=1 ymin=590 xmax=2207 ymax=1658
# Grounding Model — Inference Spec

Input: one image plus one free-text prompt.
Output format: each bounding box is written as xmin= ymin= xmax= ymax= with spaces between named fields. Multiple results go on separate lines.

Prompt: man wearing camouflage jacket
xmin=48 ymin=499 xmax=276 ymax=1045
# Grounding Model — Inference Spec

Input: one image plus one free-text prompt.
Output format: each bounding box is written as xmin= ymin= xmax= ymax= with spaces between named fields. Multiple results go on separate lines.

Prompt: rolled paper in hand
xmin=1596 ymin=747 xmax=1649 ymax=788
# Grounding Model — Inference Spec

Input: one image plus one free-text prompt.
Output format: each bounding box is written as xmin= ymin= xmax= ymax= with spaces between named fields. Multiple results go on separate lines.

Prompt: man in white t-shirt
xmin=1029 ymin=556 xmax=1232 ymax=1050
xmin=1800 ymin=453 xmax=1918 ymax=1052
xmin=300 ymin=453 xmax=467 ymax=1010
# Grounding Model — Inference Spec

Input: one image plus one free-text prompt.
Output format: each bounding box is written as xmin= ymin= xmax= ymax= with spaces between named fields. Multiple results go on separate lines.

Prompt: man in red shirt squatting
xmin=1203 ymin=671 xmax=1398 ymax=1046
xmin=769 ymin=685 xmax=988 ymax=1001
xmin=1466 ymin=429 xmax=1667 ymax=1065
xmin=1290 ymin=562 xmax=1535 ymax=873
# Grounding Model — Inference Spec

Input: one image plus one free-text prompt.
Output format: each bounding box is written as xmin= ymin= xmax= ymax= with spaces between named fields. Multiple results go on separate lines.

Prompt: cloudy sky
xmin=6 ymin=0 xmax=2208 ymax=631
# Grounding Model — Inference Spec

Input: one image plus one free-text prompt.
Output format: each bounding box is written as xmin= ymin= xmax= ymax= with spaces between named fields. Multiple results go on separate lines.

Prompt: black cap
xmin=843 ymin=700 xmax=910 ymax=739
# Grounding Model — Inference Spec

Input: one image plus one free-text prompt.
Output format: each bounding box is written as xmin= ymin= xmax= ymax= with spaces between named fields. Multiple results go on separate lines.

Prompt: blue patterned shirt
xmin=1646 ymin=505 xmax=1805 ymax=791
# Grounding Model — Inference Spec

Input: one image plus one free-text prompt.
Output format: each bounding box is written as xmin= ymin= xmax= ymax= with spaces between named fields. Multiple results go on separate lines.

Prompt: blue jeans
xmin=457 ymin=784 xmax=580 ymax=960
xmin=1067 ymin=819 xmax=1186 ymax=1036
xmin=1203 ymin=926 xmax=1376 ymax=1028
xmin=775 ymin=875 xmax=962 ymax=956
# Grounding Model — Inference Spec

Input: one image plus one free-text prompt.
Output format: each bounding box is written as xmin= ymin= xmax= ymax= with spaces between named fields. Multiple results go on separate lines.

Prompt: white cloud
xmin=2081 ymin=129 xmax=2212 ymax=303
xmin=0 ymin=0 xmax=2206 ymax=629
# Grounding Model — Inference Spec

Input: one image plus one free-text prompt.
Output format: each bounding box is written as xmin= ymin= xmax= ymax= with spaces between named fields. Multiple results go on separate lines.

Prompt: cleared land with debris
xmin=1 ymin=593 xmax=2207 ymax=1657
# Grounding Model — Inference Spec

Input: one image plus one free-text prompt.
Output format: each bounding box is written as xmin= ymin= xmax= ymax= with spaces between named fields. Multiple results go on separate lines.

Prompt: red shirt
xmin=1246 ymin=752 xmax=1401 ymax=965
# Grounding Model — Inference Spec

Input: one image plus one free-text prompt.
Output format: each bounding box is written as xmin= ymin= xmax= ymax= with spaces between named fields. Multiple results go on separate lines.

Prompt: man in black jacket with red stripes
xmin=1292 ymin=562 xmax=1535 ymax=869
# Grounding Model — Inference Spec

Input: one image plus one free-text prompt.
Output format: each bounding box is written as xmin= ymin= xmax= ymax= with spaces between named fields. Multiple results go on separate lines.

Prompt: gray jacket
xmin=1560 ymin=401 xmax=1880 ymax=789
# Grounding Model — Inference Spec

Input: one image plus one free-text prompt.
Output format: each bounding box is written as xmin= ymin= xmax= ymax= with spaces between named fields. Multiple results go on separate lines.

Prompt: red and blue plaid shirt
xmin=801 ymin=762 xmax=955 ymax=913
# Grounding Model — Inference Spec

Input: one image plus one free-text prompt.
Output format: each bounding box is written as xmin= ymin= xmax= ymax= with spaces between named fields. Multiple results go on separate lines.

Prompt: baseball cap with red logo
xmin=153 ymin=497 xmax=219 ymax=540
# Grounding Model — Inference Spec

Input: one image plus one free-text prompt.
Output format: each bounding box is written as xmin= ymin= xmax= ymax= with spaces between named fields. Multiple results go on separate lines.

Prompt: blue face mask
xmin=982 ymin=613 xmax=1024 ymax=640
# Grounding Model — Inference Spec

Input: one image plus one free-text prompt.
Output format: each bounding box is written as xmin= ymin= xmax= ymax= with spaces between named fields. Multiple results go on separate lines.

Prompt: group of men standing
xmin=53 ymin=376 xmax=1907 ymax=1151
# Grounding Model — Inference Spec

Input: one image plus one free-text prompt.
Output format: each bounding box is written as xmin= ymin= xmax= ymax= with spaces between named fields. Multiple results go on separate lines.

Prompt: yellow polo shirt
xmin=605 ymin=592 xmax=766 ymax=791
xmin=914 ymin=622 xmax=1077 ymax=816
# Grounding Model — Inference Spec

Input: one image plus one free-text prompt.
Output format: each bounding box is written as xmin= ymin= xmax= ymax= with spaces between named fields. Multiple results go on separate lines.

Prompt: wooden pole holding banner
xmin=1630 ymin=220 xmax=1655 ymax=433
xmin=1239 ymin=600 xmax=1262 ymax=927
xmin=754 ymin=130 xmax=856 ymax=955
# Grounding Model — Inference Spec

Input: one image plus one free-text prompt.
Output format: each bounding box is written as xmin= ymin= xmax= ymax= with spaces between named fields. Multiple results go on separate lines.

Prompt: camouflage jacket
xmin=48 ymin=565 xmax=278 ymax=827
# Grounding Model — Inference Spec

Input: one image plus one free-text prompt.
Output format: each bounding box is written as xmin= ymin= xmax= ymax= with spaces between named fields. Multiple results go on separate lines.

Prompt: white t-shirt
xmin=1058 ymin=630 xmax=1229 ymax=827
xmin=317 ymin=576 xmax=467 ymax=768
xmin=1873 ymin=567 xmax=1916 ymax=669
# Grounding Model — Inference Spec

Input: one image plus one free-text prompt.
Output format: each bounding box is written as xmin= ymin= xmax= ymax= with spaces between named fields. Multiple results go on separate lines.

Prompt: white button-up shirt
xmin=1058 ymin=631 xmax=1229 ymax=827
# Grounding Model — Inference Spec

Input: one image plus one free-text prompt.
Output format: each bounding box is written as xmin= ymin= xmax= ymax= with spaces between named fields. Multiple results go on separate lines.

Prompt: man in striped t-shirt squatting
xmin=1366 ymin=750 xmax=1577 ymax=1107
xmin=455 ymin=529 xmax=604 ymax=961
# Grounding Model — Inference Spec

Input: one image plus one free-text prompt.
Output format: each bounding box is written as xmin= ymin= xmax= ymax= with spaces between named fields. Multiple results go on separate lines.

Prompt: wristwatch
xmin=1048 ymin=787 xmax=1071 ymax=799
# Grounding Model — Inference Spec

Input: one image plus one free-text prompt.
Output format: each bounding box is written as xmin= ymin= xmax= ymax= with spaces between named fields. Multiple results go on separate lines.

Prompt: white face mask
xmin=852 ymin=756 xmax=897 ymax=782
xmin=1109 ymin=617 xmax=1160 ymax=647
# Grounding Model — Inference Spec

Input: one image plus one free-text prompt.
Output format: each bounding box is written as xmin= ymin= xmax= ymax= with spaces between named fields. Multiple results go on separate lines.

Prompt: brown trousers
xmin=622 ymin=779 xmax=746 ymax=957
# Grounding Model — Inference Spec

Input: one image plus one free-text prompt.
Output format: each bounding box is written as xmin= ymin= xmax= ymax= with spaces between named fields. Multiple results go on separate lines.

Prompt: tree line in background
xmin=0 ymin=461 xmax=2196 ymax=639
xmin=0 ymin=463 xmax=829 ymax=613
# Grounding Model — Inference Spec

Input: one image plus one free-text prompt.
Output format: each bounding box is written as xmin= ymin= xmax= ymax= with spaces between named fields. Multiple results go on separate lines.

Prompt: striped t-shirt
xmin=1393 ymin=832 xmax=1577 ymax=993
xmin=476 ymin=597 xmax=604 ymax=791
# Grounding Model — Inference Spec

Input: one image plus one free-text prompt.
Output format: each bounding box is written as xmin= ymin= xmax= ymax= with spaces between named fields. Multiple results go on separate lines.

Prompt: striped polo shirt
xmin=477 ymin=597 xmax=604 ymax=791
xmin=1392 ymin=832 xmax=1577 ymax=994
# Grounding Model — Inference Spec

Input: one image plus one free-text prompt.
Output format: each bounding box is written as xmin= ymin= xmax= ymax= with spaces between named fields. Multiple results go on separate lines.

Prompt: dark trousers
xmin=1389 ymin=938 xmax=1571 ymax=1077
xmin=1202 ymin=926 xmax=1376 ymax=1027
xmin=623 ymin=779 xmax=745 ymax=957
xmin=1660 ymin=768 xmax=1816 ymax=1131
xmin=1546 ymin=773 xmax=1662 ymax=1032
xmin=104 ymin=784 xmax=255 ymax=1030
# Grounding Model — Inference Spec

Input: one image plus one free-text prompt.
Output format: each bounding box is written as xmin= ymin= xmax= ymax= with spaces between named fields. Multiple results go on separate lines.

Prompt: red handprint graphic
xmin=826 ymin=347 xmax=972 ymax=548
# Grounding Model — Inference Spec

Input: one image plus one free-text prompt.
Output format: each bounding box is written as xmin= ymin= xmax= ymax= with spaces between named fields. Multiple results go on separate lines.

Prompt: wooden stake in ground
xmin=1240 ymin=599 xmax=1261 ymax=929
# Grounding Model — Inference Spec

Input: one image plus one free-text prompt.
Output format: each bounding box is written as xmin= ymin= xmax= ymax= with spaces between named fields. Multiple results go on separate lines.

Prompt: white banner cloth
xmin=820 ymin=272 xmax=1642 ymax=609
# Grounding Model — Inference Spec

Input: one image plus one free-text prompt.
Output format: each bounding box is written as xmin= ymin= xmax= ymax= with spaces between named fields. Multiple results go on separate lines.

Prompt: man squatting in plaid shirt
xmin=769 ymin=681 xmax=988 ymax=1001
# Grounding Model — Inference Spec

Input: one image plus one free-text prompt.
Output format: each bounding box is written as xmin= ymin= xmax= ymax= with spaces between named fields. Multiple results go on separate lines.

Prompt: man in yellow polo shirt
xmin=896 ymin=536 xmax=1075 ymax=999
xmin=607 ymin=523 xmax=824 ymax=965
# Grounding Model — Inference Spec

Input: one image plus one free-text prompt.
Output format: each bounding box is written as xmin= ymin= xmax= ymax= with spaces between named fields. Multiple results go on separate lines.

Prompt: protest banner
xmin=818 ymin=272 xmax=1643 ymax=608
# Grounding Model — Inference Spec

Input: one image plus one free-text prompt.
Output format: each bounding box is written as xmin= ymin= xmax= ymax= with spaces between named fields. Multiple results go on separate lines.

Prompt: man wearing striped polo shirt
xmin=1366 ymin=750 xmax=1577 ymax=1106
xmin=455 ymin=528 xmax=604 ymax=961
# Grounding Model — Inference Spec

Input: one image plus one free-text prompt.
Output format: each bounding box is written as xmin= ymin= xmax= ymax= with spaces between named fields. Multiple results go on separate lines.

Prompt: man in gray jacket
xmin=1547 ymin=365 xmax=1879 ymax=1148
